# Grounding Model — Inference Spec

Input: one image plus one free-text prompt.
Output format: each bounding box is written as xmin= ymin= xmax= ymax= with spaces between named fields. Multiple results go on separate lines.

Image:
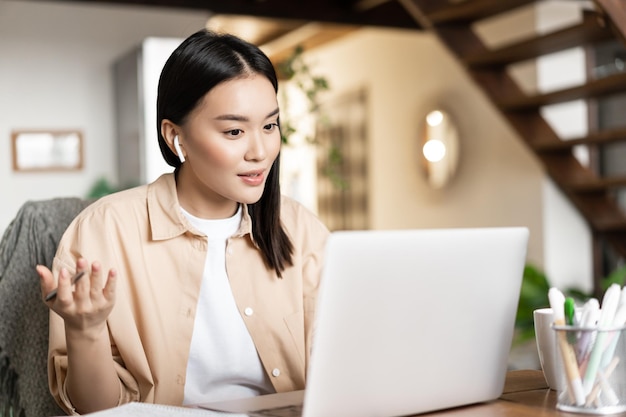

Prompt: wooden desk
xmin=76 ymin=369 xmax=560 ymax=416
xmin=422 ymin=370 xmax=565 ymax=416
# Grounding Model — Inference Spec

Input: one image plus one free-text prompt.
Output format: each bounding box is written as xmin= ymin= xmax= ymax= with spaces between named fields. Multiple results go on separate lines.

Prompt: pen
xmin=44 ymin=271 xmax=86 ymax=302
xmin=576 ymin=298 xmax=599 ymax=362
xmin=583 ymin=284 xmax=621 ymax=395
xmin=565 ymin=297 xmax=577 ymax=326
xmin=599 ymin=295 xmax=626 ymax=369
xmin=549 ymin=287 xmax=586 ymax=406
xmin=564 ymin=297 xmax=577 ymax=344
xmin=584 ymin=356 xmax=620 ymax=407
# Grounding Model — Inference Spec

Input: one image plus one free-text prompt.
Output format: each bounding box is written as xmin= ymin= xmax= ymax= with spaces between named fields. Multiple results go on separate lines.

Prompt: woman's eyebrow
xmin=214 ymin=107 xmax=279 ymax=122
xmin=215 ymin=114 xmax=248 ymax=122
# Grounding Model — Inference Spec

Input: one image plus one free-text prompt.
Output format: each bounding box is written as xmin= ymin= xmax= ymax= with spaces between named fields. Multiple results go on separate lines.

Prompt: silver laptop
xmin=199 ymin=227 xmax=529 ymax=417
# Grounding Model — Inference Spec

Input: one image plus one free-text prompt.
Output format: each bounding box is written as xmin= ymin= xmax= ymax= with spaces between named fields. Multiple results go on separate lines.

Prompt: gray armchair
xmin=0 ymin=198 xmax=92 ymax=417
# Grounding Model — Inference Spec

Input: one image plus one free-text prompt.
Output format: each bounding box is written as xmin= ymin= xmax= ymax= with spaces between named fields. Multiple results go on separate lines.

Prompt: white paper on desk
xmin=198 ymin=390 xmax=304 ymax=414
xmin=68 ymin=402 xmax=246 ymax=417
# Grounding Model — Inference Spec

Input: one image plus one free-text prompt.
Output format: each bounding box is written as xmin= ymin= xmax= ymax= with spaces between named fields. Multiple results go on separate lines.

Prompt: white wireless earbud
xmin=173 ymin=135 xmax=185 ymax=163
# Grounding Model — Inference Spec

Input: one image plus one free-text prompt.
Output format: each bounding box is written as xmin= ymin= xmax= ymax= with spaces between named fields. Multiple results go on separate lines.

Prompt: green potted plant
xmin=514 ymin=262 xmax=626 ymax=346
xmin=515 ymin=264 xmax=551 ymax=345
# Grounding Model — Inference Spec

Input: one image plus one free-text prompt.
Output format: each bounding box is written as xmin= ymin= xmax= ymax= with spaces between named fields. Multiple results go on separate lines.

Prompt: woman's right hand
xmin=37 ymin=258 xmax=117 ymax=336
xmin=39 ymin=258 xmax=122 ymax=413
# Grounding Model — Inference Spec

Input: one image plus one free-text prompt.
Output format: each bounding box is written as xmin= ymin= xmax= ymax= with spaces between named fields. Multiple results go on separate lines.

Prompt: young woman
xmin=37 ymin=29 xmax=329 ymax=415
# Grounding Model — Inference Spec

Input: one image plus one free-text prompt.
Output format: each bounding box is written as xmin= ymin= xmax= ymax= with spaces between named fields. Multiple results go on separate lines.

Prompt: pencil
xmin=44 ymin=271 xmax=86 ymax=302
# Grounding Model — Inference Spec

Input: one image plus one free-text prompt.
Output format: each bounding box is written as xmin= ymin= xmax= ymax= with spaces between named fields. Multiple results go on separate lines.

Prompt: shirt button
xmin=244 ymin=307 xmax=254 ymax=316
xmin=272 ymin=368 xmax=280 ymax=377
xmin=227 ymin=247 xmax=233 ymax=255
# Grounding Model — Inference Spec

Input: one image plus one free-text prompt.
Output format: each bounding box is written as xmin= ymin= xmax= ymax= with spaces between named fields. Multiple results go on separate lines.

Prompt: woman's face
xmin=176 ymin=74 xmax=281 ymax=218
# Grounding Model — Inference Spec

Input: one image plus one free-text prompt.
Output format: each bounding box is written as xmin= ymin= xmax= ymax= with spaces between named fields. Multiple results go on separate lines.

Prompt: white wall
xmin=0 ymin=0 xmax=209 ymax=233
xmin=305 ymin=28 xmax=545 ymax=266
xmin=142 ymin=38 xmax=186 ymax=184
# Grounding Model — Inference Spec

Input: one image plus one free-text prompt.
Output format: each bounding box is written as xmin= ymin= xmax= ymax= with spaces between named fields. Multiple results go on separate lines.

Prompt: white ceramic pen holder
xmin=553 ymin=324 xmax=626 ymax=414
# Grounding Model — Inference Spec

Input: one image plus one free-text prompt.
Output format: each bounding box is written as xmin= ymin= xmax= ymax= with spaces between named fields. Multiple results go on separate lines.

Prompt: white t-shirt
xmin=181 ymin=205 xmax=274 ymax=404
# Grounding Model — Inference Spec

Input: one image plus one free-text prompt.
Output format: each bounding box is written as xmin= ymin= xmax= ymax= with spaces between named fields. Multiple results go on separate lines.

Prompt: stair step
xmin=596 ymin=0 xmax=626 ymax=45
xmin=464 ymin=12 xmax=611 ymax=68
xmin=497 ymin=71 xmax=626 ymax=111
xmin=568 ymin=175 xmax=626 ymax=192
xmin=532 ymin=127 xmax=626 ymax=151
xmin=421 ymin=0 xmax=536 ymax=24
xmin=594 ymin=217 xmax=626 ymax=232
xmin=571 ymin=194 xmax=626 ymax=232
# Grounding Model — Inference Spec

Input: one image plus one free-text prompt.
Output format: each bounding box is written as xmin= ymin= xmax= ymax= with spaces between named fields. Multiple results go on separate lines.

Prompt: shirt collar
xmin=147 ymin=173 xmax=253 ymax=241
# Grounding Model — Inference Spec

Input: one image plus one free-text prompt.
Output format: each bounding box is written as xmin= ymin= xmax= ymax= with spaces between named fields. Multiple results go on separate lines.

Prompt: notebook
xmin=199 ymin=227 xmax=529 ymax=417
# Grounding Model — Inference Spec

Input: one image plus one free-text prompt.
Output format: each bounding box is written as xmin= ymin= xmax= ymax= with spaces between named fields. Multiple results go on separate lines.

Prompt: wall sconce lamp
xmin=420 ymin=109 xmax=459 ymax=189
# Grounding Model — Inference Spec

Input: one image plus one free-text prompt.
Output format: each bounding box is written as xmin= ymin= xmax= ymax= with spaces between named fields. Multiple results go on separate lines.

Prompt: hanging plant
xmin=277 ymin=45 xmax=329 ymax=144
xmin=277 ymin=46 xmax=347 ymax=190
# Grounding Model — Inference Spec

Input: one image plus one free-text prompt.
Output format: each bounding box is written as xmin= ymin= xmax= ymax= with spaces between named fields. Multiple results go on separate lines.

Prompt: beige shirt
xmin=48 ymin=173 xmax=330 ymax=414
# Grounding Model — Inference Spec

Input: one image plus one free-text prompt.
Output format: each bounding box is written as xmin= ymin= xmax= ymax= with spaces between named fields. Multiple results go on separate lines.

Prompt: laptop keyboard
xmin=249 ymin=404 xmax=303 ymax=417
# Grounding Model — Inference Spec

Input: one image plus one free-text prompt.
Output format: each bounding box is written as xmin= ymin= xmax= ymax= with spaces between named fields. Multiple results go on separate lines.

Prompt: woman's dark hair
xmin=157 ymin=29 xmax=293 ymax=276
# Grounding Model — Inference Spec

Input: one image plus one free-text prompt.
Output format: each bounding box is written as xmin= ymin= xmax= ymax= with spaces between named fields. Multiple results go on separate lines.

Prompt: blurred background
xmin=2 ymin=1 xmax=626 ymax=366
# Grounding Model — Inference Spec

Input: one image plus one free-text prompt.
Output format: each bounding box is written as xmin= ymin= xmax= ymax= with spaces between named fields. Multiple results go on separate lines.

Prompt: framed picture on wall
xmin=11 ymin=130 xmax=84 ymax=172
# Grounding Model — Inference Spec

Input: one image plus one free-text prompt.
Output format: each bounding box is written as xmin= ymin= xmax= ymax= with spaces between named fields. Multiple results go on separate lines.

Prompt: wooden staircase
xmin=404 ymin=0 xmax=626 ymax=293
